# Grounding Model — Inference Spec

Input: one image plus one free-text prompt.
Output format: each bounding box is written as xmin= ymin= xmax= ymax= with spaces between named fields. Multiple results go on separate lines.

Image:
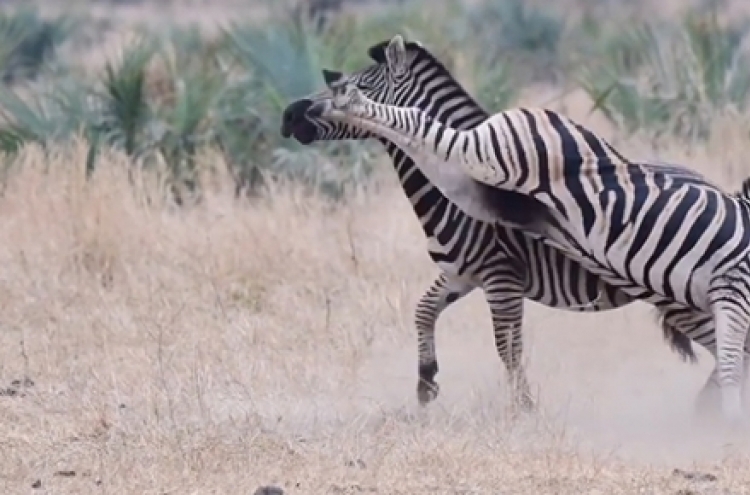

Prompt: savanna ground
xmin=3 ymin=0 xmax=750 ymax=493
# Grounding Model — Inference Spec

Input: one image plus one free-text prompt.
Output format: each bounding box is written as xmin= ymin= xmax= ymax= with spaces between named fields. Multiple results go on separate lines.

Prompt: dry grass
xmin=0 ymin=123 xmax=749 ymax=495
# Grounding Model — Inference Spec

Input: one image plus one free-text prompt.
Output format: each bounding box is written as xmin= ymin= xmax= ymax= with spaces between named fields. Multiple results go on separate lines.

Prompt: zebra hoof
xmin=508 ymin=394 xmax=536 ymax=418
xmin=693 ymin=396 xmax=720 ymax=422
xmin=518 ymin=395 xmax=537 ymax=413
xmin=693 ymin=381 xmax=727 ymax=423
xmin=417 ymin=379 xmax=439 ymax=405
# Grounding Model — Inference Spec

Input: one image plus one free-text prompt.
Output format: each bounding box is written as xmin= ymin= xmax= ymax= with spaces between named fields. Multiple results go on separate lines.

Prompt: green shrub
xmin=217 ymin=14 xmax=382 ymax=197
xmin=452 ymin=0 xmax=566 ymax=83
xmin=0 ymin=14 xmax=387 ymax=200
xmin=579 ymin=11 xmax=750 ymax=140
xmin=15 ymin=0 xmax=750 ymax=199
xmin=0 ymin=7 xmax=76 ymax=84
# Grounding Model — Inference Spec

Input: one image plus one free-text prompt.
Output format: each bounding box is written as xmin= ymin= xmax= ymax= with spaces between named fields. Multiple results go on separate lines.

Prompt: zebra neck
xmin=384 ymin=142 xmax=452 ymax=229
xmin=349 ymin=107 xmax=469 ymax=193
xmin=380 ymin=139 xmax=512 ymax=226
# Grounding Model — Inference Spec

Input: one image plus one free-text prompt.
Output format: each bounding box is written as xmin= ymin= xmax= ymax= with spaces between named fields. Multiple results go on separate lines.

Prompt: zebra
xmin=280 ymin=37 xmax=721 ymax=414
xmin=303 ymin=36 xmax=750 ymax=422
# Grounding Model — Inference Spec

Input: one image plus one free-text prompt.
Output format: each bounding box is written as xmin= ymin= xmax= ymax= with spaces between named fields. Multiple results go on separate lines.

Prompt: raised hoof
xmin=417 ymin=379 xmax=440 ymax=406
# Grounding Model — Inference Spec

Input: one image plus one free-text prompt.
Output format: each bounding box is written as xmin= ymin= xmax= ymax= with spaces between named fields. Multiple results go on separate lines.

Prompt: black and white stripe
xmin=281 ymin=38 xmax=720 ymax=412
xmin=311 ymin=37 xmax=750 ymax=421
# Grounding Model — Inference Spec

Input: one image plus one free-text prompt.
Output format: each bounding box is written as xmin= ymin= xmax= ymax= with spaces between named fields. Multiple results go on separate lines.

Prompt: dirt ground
xmin=0 ymin=137 xmax=749 ymax=494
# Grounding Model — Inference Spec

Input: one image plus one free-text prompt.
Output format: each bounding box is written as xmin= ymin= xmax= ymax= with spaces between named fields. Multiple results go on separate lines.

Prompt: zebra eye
xmin=356 ymin=81 xmax=375 ymax=91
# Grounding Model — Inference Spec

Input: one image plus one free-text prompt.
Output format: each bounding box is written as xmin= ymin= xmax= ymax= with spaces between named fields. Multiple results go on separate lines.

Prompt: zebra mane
xmin=643 ymin=161 xmax=750 ymax=203
xmin=366 ymin=37 xmax=548 ymax=227
xmin=638 ymin=161 xmax=750 ymax=205
xmin=737 ymin=177 xmax=750 ymax=201
xmin=639 ymin=161 xmax=708 ymax=181
xmin=366 ymin=38 xmax=460 ymax=87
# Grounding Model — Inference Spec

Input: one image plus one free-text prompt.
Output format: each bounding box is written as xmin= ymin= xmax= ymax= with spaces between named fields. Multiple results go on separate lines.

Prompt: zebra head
xmin=280 ymin=35 xmax=448 ymax=145
xmin=305 ymin=77 xmax=371 ymax=122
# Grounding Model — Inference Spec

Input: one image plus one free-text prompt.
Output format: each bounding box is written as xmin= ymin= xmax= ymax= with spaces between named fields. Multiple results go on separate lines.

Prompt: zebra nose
xmin=280 ymin=99 xmax=313 ymax=137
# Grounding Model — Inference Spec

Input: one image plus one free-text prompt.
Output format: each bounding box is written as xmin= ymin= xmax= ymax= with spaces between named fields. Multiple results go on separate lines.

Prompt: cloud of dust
xmin=352 ymin=295 xmax=750 ymax=466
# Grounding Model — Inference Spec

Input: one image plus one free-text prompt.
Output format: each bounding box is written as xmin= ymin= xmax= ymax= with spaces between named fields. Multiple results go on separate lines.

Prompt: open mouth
xmin=279 ymin=122 xmax=315 ymax=145
xmin=291 ymin=129 xmax=315 ymax=145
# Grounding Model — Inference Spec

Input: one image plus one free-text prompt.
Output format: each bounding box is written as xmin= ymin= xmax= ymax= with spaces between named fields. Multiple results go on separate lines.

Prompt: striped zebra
xmin=280 ymin=37 xmax=718 ymax=413
xmin=303 ymin=36 xmax=750 ymax=422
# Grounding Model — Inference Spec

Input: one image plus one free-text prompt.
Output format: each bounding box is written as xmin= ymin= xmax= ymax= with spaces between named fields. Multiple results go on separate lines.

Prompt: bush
xmin=451 ymin=0 xmax=566 ymax=83
xmin=579 ymin=10 xmax=750 ymax=140
xmin=0 ymin=12 xmax=385 ymax=201
xmin=1 ymin=0 xmax=749 ymax=201
xmin=0 ymin=7 xmax=76 ymax=84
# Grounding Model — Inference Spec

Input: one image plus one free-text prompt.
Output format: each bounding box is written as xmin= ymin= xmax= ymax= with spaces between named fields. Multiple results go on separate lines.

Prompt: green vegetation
xmin=580 ymin=11 xmax=750 ymax=140
xmin=0 ymin=0 xmax=749 ymax=200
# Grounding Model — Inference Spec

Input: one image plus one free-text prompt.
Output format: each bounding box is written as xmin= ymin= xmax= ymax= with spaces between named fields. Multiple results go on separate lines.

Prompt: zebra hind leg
xmin=655 ymin=303 xmax=750 ymax=420
xmin=709 ymin=289 xmax=750 ymax=424
xmin=695 ymin=348 xmax=750 ymax=417
xmin=655 ymin=304 xmax=725 ymax=419
xmin=415 ymin=274 xmax=476 ymax=406
xmin=484 ymin=280 xmax=535 ymax=414
xmin=696 ymin=349 xmax=750 ymax=415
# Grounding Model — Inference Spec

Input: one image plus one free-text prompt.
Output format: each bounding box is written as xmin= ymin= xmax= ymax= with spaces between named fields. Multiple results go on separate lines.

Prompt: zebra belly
xmin=518 ymin=235 xmax=633 ymax=310
xmin=586 ymin=206 xmax=750 ymax=311
xmin=426 ymin=236 xmax=483 ymax=283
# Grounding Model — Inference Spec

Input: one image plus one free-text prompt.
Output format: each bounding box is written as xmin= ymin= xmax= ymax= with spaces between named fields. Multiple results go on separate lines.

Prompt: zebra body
xmin=281 ymin=37 xmax=722 ymax=413
xmin=307 ymin=36 xmax=750 ymax=421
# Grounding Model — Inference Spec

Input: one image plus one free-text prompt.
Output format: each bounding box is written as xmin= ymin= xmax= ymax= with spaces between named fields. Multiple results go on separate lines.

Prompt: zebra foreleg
xmin=415 ymin=273 xmax=476 ymax=405
xmin=484 ymin=279 xmax=535 ymax=413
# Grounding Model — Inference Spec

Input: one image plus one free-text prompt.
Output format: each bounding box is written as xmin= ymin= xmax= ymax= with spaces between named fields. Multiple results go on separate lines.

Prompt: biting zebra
xmin=280 ymin=37 xmax=723 ymax=414
xmin=302 ymin=35 xmax=750 ymax=422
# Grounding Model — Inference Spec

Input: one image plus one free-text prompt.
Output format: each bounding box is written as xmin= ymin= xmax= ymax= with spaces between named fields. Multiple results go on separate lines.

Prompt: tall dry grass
xmin=0 ymin=128 xmax=748 ymax=493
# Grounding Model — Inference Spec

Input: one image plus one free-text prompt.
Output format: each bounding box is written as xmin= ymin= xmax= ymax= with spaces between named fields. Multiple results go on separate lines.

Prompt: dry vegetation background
xmin=3 ymin=0 xmax=750 ymax=493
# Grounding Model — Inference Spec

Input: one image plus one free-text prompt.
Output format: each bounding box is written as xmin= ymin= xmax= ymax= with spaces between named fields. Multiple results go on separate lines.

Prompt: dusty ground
xmin=0 ymin=137 xmax=749 ymax=494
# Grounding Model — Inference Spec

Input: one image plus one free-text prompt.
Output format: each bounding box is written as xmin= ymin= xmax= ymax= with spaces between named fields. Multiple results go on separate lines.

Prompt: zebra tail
xmin=660 ymin=319 xmax=699 ymax=364
xmin=665 ymin=327 xmax=698 ymax=363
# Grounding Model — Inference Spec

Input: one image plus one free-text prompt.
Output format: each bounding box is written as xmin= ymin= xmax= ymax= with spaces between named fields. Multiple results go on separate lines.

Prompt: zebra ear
xmin=384 ymin=35 xmax=408 ymax=75
xmin=367 ymin=38 xmax=421 ymax=64
xmin=367 ymin=41 xmax=388 ymax=63
xmin=321 ymin=68 xmax=343 ymax=86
